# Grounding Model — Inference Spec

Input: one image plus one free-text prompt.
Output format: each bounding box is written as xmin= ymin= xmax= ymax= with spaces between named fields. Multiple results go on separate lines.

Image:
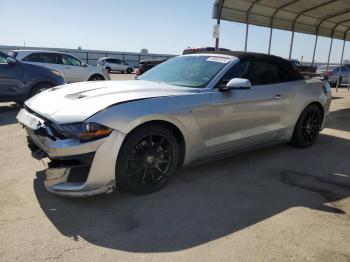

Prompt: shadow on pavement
xmin=33 ymin=133 xmax=350 ymax=253
xmin=0 ymin=103 xmax=21 ymax=126
xmin=325 ymin=107 xmax=350 ymax=132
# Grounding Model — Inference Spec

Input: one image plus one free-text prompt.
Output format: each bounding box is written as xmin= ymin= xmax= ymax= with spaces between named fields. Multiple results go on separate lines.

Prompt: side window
xmin=23 ymin=53 xmax=61 ymax=64
xmin=23 ymin=53 xmax=41 ymax=62
xmin=62 ymin=54 xmax=81 ymax=66
xmin=0 ymin=53 xmax=7 ymax=64
xmin=245 ymin=61 xmax=280 ymax=85
xmin=339 ymin=66 xmax=348 ymax=72
xmin=222 ymin=61 xmax=250 ymax=83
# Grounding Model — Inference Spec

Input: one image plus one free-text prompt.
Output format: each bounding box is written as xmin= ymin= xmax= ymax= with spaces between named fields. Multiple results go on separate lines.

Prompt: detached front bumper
xmin=17 ymin=108 xmax=125 ymax=197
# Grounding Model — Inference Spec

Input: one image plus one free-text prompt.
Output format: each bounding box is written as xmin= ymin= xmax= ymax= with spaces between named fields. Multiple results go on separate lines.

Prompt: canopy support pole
xmin=215 ymin=18 xmax=221 ymax=50
xmin=244 ymin=24 xmax=249 ymax=52
xmin=289 ymin=31 xmax=295 ymax=60
xmin=336 ymin=39 xmax=346 ymax=92
xmin=268 ymin=27 xmax=273 ymax=54
xmin=326 ymin=37 xmax=333 ymax=74
xmin=214 ymin=0 xmax=225 ymax=50
xmin=312 ymin=35 xmax=318 ymax=66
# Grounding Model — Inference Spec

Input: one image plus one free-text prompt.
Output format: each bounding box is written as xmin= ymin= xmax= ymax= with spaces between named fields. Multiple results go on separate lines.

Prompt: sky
xmin=1 ymin=0 xmax=349 ymax=63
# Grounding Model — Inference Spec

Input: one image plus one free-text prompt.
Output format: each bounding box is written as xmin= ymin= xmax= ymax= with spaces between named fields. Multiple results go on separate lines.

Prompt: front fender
xmin=87 ymin=94 xmax=211 ymax=164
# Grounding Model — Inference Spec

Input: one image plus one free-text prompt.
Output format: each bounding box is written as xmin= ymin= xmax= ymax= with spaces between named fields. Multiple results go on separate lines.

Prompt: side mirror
xmin=81 ymin=62 xmax=88 ymax=67
xmin=6 ymin=57 xmax=17 ymax=66
xmin=219 ymin=78 xmax=251 ymax=92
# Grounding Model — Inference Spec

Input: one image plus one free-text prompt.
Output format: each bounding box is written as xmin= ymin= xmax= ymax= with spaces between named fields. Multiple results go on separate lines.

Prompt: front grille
xmin=25 ymin=106 xmax=65 ymax=140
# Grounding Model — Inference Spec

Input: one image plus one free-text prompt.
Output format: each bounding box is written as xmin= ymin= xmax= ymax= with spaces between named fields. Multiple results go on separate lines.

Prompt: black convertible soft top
xmin=190 ymin=50 xmax=304 ymax=82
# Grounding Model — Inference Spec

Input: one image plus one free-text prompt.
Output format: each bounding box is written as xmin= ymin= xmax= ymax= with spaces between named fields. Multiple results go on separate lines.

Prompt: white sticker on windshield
xmin=207 ymin=57 xmax=230 ymax=63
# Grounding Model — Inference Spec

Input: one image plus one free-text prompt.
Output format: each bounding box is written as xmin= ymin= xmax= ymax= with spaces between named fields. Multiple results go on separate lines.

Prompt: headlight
xmin=52 ymin=122 xmax=112 ymax=142
xmin=51 ymin=70 xmax=64 ymax=78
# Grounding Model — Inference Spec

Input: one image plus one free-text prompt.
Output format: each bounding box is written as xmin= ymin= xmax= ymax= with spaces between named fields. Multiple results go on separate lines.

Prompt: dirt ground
xmin=0 ymin=76 xmax=349 ymax=262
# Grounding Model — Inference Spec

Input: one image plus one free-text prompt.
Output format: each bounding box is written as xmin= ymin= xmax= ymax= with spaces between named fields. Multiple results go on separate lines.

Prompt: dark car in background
xmin=135 ymin=59 xmax=166 ymax=76
xmin=0 ymin=51 xmax=65 ymax=103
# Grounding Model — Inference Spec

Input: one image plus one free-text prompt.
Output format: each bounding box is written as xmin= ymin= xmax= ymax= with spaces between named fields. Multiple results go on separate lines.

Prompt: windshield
xmin=318 ymin=65 xmax=337 ymax=71
xmin=138 ymin=55 xmax=230 ymax=88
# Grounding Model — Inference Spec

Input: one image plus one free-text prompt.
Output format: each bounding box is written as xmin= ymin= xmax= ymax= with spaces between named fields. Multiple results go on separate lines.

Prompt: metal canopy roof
xmin=213 ymin=0 xmax=350 ymax=41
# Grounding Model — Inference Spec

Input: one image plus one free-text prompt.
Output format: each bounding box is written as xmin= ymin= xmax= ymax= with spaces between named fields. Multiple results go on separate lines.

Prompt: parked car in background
xmin=135 ymin=59 xmax=166 ymax=77
xmin=97 ymin=57 xmax=133 ymax=73
xmin=17 ymin=51 xmax=331 ymax=197
xmin=316 ymin=64 xmax=350 ymax=86
xmin=0 ymin=51 xmax=65 ymax=103
xmin=9 ymin=50 xmax=110 ymax=83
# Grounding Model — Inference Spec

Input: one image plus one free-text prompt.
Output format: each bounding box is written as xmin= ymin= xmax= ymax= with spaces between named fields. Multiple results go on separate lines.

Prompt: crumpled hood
xmin=25 ymin=80 xmax=197 ymax=123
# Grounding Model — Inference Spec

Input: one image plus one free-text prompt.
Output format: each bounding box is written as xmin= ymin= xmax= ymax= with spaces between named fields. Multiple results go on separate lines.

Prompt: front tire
xmin=116 ymin=125 xmax=180 ymax=194
xmin=28 ymin=83 xmax=53 ymax=99
xmin=291 ymin=104 xmax=323 ymax=148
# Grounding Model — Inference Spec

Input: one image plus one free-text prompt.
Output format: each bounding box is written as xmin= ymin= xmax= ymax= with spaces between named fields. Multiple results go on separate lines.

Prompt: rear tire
xmin=28 ymin=83 xmax=53 ymax=99
xmin=116 ymin=125 xmax=180 ymax=194
xmin=127 ymin=67 xmax=133 ymax=74
xmin=291 ymin=104 xmax=323 ymax=148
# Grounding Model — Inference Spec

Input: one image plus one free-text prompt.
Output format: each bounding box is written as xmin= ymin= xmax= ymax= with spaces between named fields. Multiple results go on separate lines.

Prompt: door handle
xmin=273 ymin=94 xmax=282 ymax=100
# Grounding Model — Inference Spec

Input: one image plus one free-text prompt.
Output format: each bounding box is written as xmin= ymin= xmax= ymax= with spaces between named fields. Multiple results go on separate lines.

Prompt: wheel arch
xmin=291 ymin=100 xmax=325 ymax=136
xmin=88 ymin=74 xmax=105 ymax=81
xmin=123 ymin=119 xmax=187 ymax=166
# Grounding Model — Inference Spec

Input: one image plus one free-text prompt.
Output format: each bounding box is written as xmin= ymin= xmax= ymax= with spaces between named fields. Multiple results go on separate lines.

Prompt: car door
xmin=339 ymin=66 xmax=350 ymax=84
xmin=60 ymin=54 xmax=85 ymax=83
xmin=113 ymin=59 xmax=127 ymax=71
xmin=0 ymin=53 xmax=24 ymax=100
xmin=208 ymin=59 xmax=289 ymax=154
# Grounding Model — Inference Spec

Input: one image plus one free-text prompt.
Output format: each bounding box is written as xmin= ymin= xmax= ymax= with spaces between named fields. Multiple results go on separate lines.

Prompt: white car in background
xmin=97 ymin=57 xmax=134 ymax=73
xmin=9 ymin=50 xmax=110 ymax=83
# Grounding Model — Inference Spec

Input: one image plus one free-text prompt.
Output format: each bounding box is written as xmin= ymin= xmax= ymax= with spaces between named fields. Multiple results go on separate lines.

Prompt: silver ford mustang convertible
xmin=17 ymin=51 xmax=332 ymax=196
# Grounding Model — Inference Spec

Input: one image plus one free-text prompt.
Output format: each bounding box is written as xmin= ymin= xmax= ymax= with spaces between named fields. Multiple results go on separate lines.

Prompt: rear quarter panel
xmin=282 ymin=79 xmax=330 ymax=138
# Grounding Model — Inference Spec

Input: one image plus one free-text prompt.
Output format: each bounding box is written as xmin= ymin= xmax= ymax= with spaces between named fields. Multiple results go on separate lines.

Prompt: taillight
xmin=325 ymin=70 xmax=333 ymax=77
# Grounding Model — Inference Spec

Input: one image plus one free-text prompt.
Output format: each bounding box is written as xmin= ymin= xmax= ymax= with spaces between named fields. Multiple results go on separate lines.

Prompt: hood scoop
xmin=65 ymin=93 xmax=87 ymax=100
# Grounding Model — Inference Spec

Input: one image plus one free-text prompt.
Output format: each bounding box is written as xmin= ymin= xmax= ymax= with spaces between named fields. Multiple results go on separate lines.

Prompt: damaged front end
xmin=17 ymin=107 xmax=118 ymax=197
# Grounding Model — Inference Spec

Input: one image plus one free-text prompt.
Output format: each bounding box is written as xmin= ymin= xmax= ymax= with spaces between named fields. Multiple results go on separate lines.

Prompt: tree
xmin=343 ymin=59 xmax=350 ymax=64
xmin=77 ymin=46 xmax=82 ymax=50
xmin=140 ymin=48 xmax=149 ymax=54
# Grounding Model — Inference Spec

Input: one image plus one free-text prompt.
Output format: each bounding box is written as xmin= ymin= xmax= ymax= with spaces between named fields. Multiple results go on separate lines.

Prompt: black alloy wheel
xmin=292 ymin=104 xmax=322 ymax=148
xmin=127 ymin=134 xmax=174 ymax=185
xmin=301 ymin=111 xmax=321 ymax=144
xmin=116 ymin=125 xmax=180 ymax=194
